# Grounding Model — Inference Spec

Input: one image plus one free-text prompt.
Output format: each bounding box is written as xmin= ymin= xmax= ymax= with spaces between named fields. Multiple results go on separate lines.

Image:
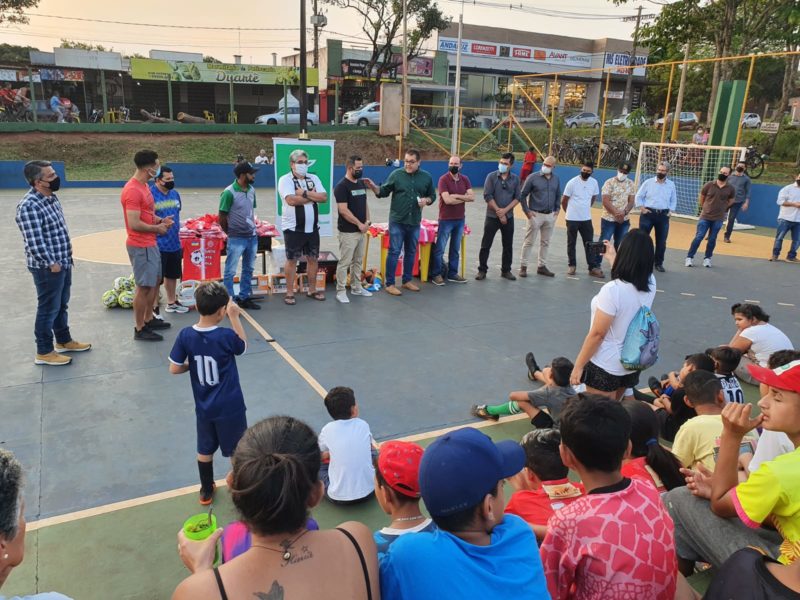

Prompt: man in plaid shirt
xmin=16 ymin=161 xmax=91 ymax=366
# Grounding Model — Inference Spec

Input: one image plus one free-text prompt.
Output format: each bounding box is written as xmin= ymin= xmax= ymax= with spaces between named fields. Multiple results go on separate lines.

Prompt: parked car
xmin=741 ymin=112 xmax=762 ymax=129
xmin=564 ymin=112 xmax=601 ymax=128
xmin=605 ymin=113 xmax=649 ymax=128
xmin=344 ymin=101 xmax=380 ymax=126
xmin=654 ymin=111 xmax=699 ymax=130
xmin=255 ymin=106 xmax=318 ymax=125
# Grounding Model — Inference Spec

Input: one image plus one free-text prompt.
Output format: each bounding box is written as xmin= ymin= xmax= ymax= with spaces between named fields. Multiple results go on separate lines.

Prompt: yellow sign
xmin=130 ymin=58 xmax=318 ymax=87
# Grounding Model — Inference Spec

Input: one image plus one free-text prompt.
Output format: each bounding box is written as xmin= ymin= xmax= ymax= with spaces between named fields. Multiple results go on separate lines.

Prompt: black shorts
xmin=283 ymin=229 xmax=320 ymax=261
xmin=160 ymin=249 xmax=183 ymax=280
xmin=196 ymin=412 xmax=248 ymax=457
xmin=583 ymin=360 xmax=641 ymax=392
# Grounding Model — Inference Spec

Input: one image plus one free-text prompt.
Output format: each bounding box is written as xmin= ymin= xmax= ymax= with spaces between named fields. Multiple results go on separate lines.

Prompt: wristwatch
xmin=302 ymin=190 xmax=309 ymax=199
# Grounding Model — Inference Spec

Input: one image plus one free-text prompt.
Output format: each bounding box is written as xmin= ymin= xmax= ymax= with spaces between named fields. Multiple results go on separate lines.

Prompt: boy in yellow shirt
xmin=672 ymin=370 xmax=727 ymax=470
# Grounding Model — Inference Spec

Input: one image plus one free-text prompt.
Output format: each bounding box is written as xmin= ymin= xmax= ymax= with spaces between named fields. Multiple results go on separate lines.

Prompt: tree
xmin=202 ymin=56 xmax=222 ymax=63
xmin=323 ymin=0 xmax=450 ymax=96
xmin=0 ymin=0 xmax=38 ymax=24
xmin=59 ymin=39 xmax=112 ymax=53
xmin=0 ymin=42 xmax=39 ymax=64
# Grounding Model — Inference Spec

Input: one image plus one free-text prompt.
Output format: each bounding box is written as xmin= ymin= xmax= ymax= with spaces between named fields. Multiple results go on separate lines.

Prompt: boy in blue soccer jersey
xmin=150 ymin=166 xmax=189 ymax=317
xmin=169 ymin=281 xmax=248 ymax=505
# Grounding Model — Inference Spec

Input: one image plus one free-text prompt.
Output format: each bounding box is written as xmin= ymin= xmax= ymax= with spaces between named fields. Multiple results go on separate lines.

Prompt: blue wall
xmin=0 ymin=160 xmax=786 ymax=228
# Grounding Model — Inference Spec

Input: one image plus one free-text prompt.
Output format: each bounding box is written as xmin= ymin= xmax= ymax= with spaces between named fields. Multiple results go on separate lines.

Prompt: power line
xmin=439 ymin=0 xmax=640 ymax=20
xmin=22 ymin=13 xmax=300 ymax=31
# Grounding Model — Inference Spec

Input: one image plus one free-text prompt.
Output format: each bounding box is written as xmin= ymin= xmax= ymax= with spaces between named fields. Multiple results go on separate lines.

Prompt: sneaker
xmin=34 ymin=352 xmax=72 ymax=366
xmin=589 ymin=267 xmax=605 ymax=278
xmin=385 ymin=285 xmax=402 ymax=296
xmin=134 ymin=327 xmax=163 ymax=341
xmin=788 ymin=257 xmax=799 ymax=263
xmin=475 ymin=271 xmax=486 ymax=280
xmin=402 ymin=281 xmax=420 ymax=292
xmin=152 ymin=307 xmax=164 ymax=321
xmin=648 ymin=376 xmax=664 ymax=398
xmin=431 ymin=275 xmax=445 ymax=286
xmin=655 ymin=265 xmax=666 ymax=273
xmin=166 ymin=301 xmax=190 ymax=314
xmin=567 ymin=266 xmax=576 ymax=276
xmin=199 ymin=483 xmax=216 ymax=506
xmin=525 ymin=352 xmax=541 ymax=381
xmin=769 ymin=255 xmax=779 ymax=262
xmin=55 ymin=340 xmax=92 ymax=353
xmin=351 ymin=287 xmax=373 ymax=297
xmin=537 ymin=266 xmax=555 ymax=277
xmin=685 ymin=257 xmax=694 ymax=268
xmin=336 ymin=291 xmax=350 ymax=304
xmin=501 ymin=271 xmax=517 ymax=281
xmin=237 ymin=297 xmax=261 ymax=310
xmin=471 ymin=404 xmax=499 ymax=422
xmin=145 ymin=318 xmax=171 ymax=330
xmin=447 ymin=274 xmax=467 ymax=283
xmin=723 ymin=237 xmax=731 ymax=243
xmin=519 ymin=265 xmax=528 ymax=278
xmin=703 ymin=258 xmax=712 ymax=268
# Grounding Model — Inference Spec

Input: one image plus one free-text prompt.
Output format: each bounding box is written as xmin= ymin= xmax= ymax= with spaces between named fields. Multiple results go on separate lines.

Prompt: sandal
xmin=284 ymin=295 xmax=296 ymax=305
xmin=307 ymin=291 xmax=326 ymax=301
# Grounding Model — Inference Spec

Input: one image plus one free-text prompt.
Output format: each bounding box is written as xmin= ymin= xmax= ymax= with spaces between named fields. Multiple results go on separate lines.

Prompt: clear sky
xmin=2 ymin=0 xmax=650 ymax=64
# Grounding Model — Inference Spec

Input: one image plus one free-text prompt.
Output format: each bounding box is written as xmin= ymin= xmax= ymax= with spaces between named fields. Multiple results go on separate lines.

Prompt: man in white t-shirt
xmin=254 ymin=149 xmax=271 ymax=165
xmin=562 ymin=161 xmax=602 ymax=278
xmin=770 ymin=173 xmax=800 ymax=262
xmin=318 ymin=386 xmax=377 ymax=504
xmin=277 ymin=149 xmax=328 ymax=303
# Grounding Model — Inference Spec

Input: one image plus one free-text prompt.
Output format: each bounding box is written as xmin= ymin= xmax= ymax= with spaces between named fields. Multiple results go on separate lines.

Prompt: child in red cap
xmin=373 ymin=440 xmax=436 ymax=555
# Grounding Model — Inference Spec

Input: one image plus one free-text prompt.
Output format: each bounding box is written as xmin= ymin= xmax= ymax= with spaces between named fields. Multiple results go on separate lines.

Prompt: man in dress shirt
xmin=635 ymin=161 xmax=677 ymax=272
xmin=518 ymin=155 xmax=560 ymax=278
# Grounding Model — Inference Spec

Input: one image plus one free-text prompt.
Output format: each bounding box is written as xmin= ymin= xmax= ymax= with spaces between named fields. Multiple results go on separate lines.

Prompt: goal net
xmin=635 ymin=142 xmax=747 ymax=219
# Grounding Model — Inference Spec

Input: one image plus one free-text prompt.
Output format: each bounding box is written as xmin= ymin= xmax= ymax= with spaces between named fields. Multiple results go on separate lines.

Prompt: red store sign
xmin=471 ymin=43 xmax=498 ymax=56
xmin=512 ymin=48 xmax=531 ymax=59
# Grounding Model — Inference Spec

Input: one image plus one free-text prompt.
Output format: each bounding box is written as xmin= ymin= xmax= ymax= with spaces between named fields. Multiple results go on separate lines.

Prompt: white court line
xmin=566 ymin=276 xmax=580 ymax=280
xmin=680 ymin=292 xmax=695 ymax=297
xmin=745 ymin=299 xmax=761 ymax=304
xmin=778 ymin=302 xmax=796 ymax=307
xmin=712 ymin=296 xmax=728 ymax=300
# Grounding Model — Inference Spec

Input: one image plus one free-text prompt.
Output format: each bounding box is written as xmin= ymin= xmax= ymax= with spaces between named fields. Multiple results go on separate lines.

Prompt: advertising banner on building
xmin=130 ymin=58 xmax=318 ymax=86
xmin=437 ymin=36 xmax=592 ymax=68
xmin=603 ymin=53 xmax=648 ymax=77
xmin=273 ymin=139 xmax=335 ymax=237
xmin=39 ymin=69 xmax=85 ymax=82
xmin=341 ymin=59 xmax=397 ymax=80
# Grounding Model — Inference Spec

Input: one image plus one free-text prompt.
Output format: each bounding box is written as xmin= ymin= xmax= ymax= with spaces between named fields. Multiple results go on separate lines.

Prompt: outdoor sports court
xmin=2 ymin=184 xmax=799 ymax=598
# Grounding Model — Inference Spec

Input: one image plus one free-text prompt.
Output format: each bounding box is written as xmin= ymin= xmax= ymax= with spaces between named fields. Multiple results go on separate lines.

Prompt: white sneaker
xmin=152 ymin=310 xmax=164 ymax=321
xmin=685 ymin=257 xmax=693 ymax=268
xmin=703 ymin=258 xmax=712 ymax=268
xmin=166 ymin=302 xmax=190 ymax=313
xmin=336 ymin=291 xmax=350 ymax=304
xmin=351 ymin=287 xmax=373 ymax=297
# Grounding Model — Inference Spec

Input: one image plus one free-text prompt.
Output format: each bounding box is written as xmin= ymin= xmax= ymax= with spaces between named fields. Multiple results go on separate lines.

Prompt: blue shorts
xmin=196 ymin=412 xmax=248 ymax=457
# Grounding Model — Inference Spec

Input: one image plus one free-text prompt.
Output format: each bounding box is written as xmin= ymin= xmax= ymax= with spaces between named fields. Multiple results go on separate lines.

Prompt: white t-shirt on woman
xmin=589 ymin=276 xmax=657 ymax=376
xmin=740 ymin=323 xmax=793 ymax=366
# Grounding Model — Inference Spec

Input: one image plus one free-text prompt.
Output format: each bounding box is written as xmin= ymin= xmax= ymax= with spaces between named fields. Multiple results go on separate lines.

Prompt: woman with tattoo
xmin=173 ymin=416 xmax=380 ymax=600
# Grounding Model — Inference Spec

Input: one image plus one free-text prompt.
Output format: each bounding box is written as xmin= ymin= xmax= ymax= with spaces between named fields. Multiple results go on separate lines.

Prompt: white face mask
xmin=294 ymin=163 xmax=308 ymax=176
xmin=498 ymin=163 xmax=509 ymax=174
xmin=616 ymin=172 xmax=627 ymax=181
xmin=541 ymin=165 xmax=552 ymax=175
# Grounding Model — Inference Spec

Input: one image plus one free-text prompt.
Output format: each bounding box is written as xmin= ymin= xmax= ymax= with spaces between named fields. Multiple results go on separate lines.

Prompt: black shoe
xmin=134 ymin=327 xmax=163 ymax=341
xmin=525 ymin=352 xmax=541 ymax=381
xmin=501 ymin=271 xmax=517 ymax=281
xmin=655 ymin=265 xmax=666 ymax=273
xmin=145 ymin=318 xmax=171 ymax=330
xmin=475 ymin=271 xmax=486 ymax=280
xmin=237 ymin=297 xmax=261 ymax=310
xmin=648 ymin=376 xmax=664 ymax=397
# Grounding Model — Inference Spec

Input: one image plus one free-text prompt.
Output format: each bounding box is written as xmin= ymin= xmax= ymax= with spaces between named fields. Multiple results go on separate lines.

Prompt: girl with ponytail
xmin=621 ymin=400 xmax=685 ymax=492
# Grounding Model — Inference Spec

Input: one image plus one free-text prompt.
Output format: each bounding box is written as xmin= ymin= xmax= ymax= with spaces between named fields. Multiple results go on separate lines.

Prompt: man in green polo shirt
xmin=376 ymin=149 xmax=436 ymax=296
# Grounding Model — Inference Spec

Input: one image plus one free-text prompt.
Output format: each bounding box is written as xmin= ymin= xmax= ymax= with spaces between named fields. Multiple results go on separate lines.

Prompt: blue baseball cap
xmin=419 ymin=427 xmax=525 ymax=517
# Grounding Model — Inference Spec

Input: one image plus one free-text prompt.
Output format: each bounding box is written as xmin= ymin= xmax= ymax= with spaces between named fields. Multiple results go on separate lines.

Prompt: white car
xmin=741 ymin=113 xmax=761 ymax=129
xmin=255 ymin=106 xmax=318 ymax=125
xmin=344 ymin=101 xmax=380 ymax=126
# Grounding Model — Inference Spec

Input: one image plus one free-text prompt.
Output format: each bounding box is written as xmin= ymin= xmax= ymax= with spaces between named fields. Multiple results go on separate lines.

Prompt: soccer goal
xmin=635 ymin=142 xmax=749 ymax=222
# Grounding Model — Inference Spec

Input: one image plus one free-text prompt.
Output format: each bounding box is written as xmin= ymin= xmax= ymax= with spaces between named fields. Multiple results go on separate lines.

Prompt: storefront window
xmin=511 ymin=80 xmax=545 ymax=118
xmin=563 ymin=83 xmax=587 ymax=112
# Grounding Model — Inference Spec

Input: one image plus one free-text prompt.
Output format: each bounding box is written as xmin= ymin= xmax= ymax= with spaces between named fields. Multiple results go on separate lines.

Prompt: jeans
xmin=30 ymin=266 xmax=72 ymax=355
xmin=773 ymin=218 xmax=800 ymax=259
xmin=385 ymin=221 xmax=421 ymax=286
xmin=566 ymin=220 xmax=599 ymax=269
xmin=599 ymin=219 xmax=630 ymax=250
xmin=638 ymin=211 xmax=670 ymax=267
xmin=687 ymin=218 xmax=724 ymax=259
xmin=478 ymin=217 xmax=514 ymax=273
xmin=724 ymin=202 xmax=744 ymax=238
xmin=224 ymin=236 xmax=258 ymax=300
xmin=431 ymin=218 xmax=464 ymax=278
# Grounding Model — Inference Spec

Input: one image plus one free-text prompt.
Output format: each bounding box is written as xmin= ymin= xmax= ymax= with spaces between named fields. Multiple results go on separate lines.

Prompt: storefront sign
xmin=392 ymin=55 xmax=434 ymax=79
xmin=130 ymin=58 xmax=318 ymax=86
xmin=604 ymin=53 xmax=648 ymax=77
xmin=39 ymin=68 xmax=85 ymax=82
xmin=341 ymin=59 xmax=397 ymax=80
xmin=0 ymin=69 xmax=17 ymax=82
xmin=604 ymin=90 xmax=624 ymax=99
xmin=437 ymin=36 xmax=592 ymax=68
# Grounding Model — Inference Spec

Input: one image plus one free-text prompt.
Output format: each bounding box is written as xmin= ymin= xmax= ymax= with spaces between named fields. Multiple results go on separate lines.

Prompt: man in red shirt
xmin=430 ymin=155 xmax=473 ymax=285
xmin=0 ymin=83 xmax=16 ymax=108
xmin=121 ymin=150 xmax=173 ymax=341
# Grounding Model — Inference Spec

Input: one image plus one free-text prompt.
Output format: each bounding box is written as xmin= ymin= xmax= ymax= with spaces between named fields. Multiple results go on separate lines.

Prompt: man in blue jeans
xmin=16 ymin=160 xmax=91 ymax=366
xmin=635 ymin=161 xmax=677 ymax=272
xmin=219 ymin=161 xmax=261 ymax=309
xmin=770 ymin=172 xmax=800 ymax=262
xmin=686 ymin=166 xmax=735 ymax=268
xmin=376 ymin=149 xmax=436 ymax=296
xmin=430 ymin=155 xmax=473 ymax=286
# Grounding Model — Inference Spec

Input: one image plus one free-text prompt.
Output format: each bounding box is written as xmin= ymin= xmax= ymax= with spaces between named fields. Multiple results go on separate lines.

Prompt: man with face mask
xmin=220 ymin=161 xmax=262 ymax=309
xmin=333 ymin=155 xmax=379 ymax=303
xmin=635 ymin=161 xmax=677 ymax=272
xmin=723 ymin=161 xmax=751 ymax=244
xmin=519 ymin=155 xmax=560 ymax=277
xmin=430 ymin=155 xmax=473 ymax=286
xmin=122 ymin=150 xmax=173 ymax=341
xmin=685 ymin=166 xmax=735 ymax=268
xmin=16 ymin=160 xmax=91 ymax=365
xmin=599 ymin=162 xmax=635 ymax=251
xmin=770 ymin=172 xmax=800 ymax=262
xmin=150 ymin=166 xmax=188 ymax=317
xmin=562 ymin=160 xmax=602 ymax=278
xmin=477 ymin=152 xmax=520 ymax=281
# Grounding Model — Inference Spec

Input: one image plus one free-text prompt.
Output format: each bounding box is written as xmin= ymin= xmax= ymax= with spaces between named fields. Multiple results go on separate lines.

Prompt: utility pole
xmin=402 ymin=0 xmax=409 ymax=136
xmin=299 ymin=0 xmax=308 ymax=136
xmin=313 ymin=0 xmax=320 ymax=68
xmin=623 ymin=5 xmax=643 ymax=114
xmin=450 ymin=0 xmax=464 ymax=155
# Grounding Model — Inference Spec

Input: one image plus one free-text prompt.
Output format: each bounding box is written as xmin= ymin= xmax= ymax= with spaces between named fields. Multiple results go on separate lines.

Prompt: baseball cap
xmin=233 ymin=161 xmax=260 ymax=177
xmin=748 ymin=360 xmax=800 ymax=394
xmin=419 ymin=427 xmax=525 ymax=517
xmin=377 ymin=441 xmax=424 ymax=498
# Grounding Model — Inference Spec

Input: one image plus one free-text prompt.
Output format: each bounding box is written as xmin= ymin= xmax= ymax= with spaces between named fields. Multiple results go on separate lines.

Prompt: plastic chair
xmin=203 ymin=110 xmax=215 ymax=122
xmin=228 ymin=111 xmax=238 ymax=124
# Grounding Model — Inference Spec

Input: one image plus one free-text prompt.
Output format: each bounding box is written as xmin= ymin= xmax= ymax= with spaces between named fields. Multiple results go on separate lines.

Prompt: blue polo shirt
xmin=150 ymin=183 xmax=182 ymax=252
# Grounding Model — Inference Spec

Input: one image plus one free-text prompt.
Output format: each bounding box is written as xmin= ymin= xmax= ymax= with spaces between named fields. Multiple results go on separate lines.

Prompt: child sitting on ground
xmin=319 ymin=386 xmax=378 ymax=504
xmin=540 ymin=394 xmax=677 ymax=599
xmin=707 ymin=345 xmax=745 ymax=404
xmin=169 ymin=281 xmax=248 ymax=505
xmin=621 ymin=399 xmax=685 ymax=492
xmin=505 ymin=429 xmax=584 ymax=540
xmin=472 ymin=354 xmax=575 ymax=428
xmin=373 ymin=440 xmax=436 ymax=555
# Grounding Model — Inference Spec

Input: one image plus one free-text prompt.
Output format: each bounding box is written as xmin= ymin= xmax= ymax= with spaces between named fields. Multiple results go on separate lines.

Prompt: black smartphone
xmin=586 ymin=241 xmax=606 ymax=254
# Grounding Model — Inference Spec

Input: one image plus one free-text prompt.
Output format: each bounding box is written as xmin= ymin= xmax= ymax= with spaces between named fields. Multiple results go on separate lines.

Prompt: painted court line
xmin=778 ymin=302 xmax=796 ymax=307
xmin=712 ymin=296 xmax=728 ymax=300
xmin=745 ymin=299 xmax=761 ymax=304
xmin=680 ymin=292 xmax=695 ymax=297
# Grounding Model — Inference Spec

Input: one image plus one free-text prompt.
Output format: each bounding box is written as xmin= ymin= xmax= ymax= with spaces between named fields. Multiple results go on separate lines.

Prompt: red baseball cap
xmin=377 ymin=441 xmax=424 ymax=498
xmin=748 ymin=360 xmax=800 ymax=394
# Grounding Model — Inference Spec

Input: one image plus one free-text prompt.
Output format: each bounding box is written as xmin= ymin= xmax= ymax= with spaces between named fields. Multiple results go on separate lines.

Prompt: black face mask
xmin=656 ymin=172 xmax=667 ymax=180
xmin=162 ymin=181 xmax=175 ymax=190
xmin=352 ymin=169 xmax=363 ymax=179
xmin=736 ymin=167 xmax=745 ymax=173
xmin=580 ymin=172 xmax=591 ymax=180
xmin=718 ymin=174 xmax=728 ymax=182
xmin=46 ymin=176 xmax=61 ymax=192
xmin=449 ymin=166 xmax=460 ymax=175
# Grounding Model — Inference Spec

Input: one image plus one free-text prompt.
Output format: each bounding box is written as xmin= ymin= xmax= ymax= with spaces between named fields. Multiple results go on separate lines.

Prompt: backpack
xmin=620 ymin=303 xmax=660 ymax=371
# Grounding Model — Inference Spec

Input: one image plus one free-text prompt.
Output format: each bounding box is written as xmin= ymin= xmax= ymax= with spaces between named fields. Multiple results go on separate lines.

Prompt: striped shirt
xmin=16 ymin=188 xmax=73 ymax=270
xmin=278 ymin=172 xmax=326 ymax=233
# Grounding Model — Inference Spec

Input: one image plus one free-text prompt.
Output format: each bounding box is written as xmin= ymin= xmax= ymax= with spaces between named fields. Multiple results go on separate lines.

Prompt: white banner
xmin=437 ymin=36 xmax=592 ymax=68
xmin=604 ymin=52 xmax=648 ymax=77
